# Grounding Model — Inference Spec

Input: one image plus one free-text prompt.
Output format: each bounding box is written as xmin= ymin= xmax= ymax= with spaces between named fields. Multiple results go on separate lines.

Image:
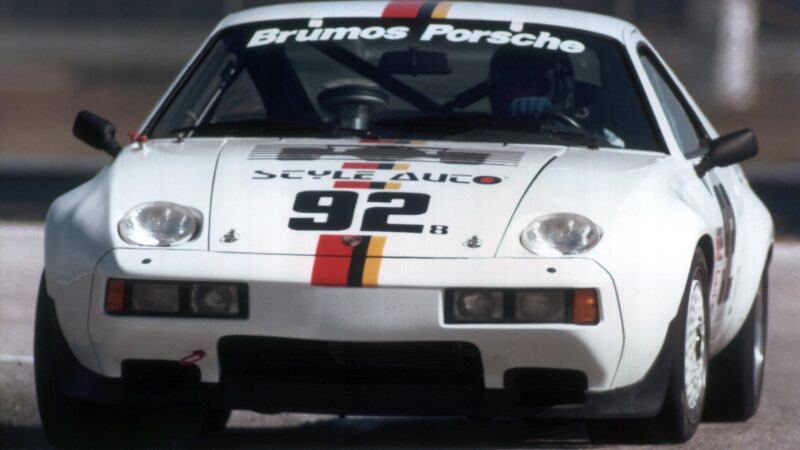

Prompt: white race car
xmin=36 ymin=1 xmax=773 ymax=446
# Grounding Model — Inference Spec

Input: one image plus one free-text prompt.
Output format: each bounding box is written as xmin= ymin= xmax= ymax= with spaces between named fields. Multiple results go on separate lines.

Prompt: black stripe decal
xmin=417 ymin=1 xmax=438 ymax=18
xmin=346 ymin=236 xmax=372 ymax=286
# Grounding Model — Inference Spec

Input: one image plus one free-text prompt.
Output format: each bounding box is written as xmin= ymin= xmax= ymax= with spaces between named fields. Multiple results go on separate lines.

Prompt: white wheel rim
xmin=684 ymin=279 xmax=707 ymax=411
xmin=753 ymin=287 xmax=766 ymax=392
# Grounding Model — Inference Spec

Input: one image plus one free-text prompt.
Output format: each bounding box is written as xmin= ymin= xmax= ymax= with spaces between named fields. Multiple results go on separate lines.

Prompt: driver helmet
xmin=488 ymin=45 xmax=575 ymax=117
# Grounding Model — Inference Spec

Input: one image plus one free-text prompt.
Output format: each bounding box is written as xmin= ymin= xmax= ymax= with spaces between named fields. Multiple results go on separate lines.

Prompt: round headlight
xmin=118 ymin=202 xmax=201 ymax=247
xmin=520 ymin=213 xmax=602 ymax=256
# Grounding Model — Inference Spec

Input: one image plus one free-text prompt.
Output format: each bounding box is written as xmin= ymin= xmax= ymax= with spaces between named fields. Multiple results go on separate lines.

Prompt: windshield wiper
xmin=170 ymin=120 xmax=330 ymax=137
xmin=372 ymin=114 xmax=515 ymax=134
xmin=538 ymin=124 xmax=602 ymax=150
xmin=371 ymin=114 xmax=605 ymax=149
xmin=169 ymin=120 xmax=380 ymax=140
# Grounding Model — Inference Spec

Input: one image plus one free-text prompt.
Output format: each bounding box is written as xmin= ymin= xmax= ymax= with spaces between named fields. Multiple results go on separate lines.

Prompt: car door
xmin=636 ymin=45 xmax=746 ymax=343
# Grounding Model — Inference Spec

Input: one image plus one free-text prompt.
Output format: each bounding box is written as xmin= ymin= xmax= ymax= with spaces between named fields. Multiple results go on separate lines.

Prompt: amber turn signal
xmin=573 ymin=289 xmax=599 ymax=325
xmin=105 ymin=278 xmax=126 ymax=313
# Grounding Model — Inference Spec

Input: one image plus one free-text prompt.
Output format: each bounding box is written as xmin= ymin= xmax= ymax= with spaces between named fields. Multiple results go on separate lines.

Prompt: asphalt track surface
xmin=1 ymin=223 xmax=799 ymax=449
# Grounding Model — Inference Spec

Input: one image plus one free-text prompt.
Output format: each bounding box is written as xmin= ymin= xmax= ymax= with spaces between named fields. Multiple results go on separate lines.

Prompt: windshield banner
xmin=247 ymin=23 xmax=585 ymax=54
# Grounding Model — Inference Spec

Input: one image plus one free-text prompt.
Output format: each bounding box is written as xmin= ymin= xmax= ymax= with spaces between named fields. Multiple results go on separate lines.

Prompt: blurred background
xmin=1 ymin=0 xmax=798 ymax=230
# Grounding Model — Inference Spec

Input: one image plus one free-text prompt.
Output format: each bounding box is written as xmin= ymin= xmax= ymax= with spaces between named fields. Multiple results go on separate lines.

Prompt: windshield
xmin=148 ymin=18 xmax=663 ymax=151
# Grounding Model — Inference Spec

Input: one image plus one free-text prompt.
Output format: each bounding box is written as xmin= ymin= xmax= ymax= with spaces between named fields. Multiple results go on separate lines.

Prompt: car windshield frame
xmin=143 ymin=17 xmax=667 ymax=153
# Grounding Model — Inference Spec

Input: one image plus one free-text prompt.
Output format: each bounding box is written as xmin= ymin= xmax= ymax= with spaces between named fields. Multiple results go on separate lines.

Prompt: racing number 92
xmin=289 ymin=191 xmax=433 ymax=234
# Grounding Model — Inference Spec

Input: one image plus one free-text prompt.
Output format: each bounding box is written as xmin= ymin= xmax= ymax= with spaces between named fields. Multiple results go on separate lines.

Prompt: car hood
xmin=208 ymin=139 xmax=565 ymax=257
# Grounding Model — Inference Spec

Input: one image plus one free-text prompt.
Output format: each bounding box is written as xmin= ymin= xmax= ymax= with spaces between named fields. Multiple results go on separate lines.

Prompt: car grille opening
xmin=216 ymin=337 xmax=485 ymax=414
xmin=218 ymin=337 xmax=483 ymax=386
xmin=504 ymin=368 xmax=588 ymax=405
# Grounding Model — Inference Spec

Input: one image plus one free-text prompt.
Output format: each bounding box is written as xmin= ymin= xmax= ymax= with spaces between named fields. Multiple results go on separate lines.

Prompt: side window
xmin=639 ymin=52 xmax=705 ymax=156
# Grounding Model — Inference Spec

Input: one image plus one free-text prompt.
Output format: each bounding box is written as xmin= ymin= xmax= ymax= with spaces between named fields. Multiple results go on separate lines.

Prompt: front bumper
xmin=52 ymin=248 xmax=671 ymax=418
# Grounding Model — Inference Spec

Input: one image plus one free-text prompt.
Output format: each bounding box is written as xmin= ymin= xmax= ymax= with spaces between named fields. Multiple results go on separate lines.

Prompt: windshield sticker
xmin=247 ymin=26 xmax=410 ymax=46
xmin=247 ymin=23 xmax=585 ymax=54
xmin=248 ymin=145 xmax=524 ymax=167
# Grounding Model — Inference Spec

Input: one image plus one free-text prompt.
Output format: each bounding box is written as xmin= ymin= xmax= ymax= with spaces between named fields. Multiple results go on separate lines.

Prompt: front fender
xmin=45 ymin=165 xmax=115 ymax=373
xmin=45 ymin=139 xmax=224 ymax=373
xmin=496 ymin=149 xmax=716 ymax=388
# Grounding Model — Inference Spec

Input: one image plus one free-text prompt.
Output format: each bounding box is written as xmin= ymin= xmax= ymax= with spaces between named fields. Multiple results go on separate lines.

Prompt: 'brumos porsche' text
xmin=247 ymin=23 xmax=585 ymax=54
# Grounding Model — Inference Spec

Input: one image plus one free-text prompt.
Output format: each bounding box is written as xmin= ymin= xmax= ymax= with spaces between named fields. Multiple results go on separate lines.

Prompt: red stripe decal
xmin=382 ymin=0 xmax=426 ymax=18
xmin=311 ymin=235 xmax=354 ymax=286
xmin=342 ymin=162 xmax=380 ymax=170
xmin=334 ymin=181 xmax=373 ymax=189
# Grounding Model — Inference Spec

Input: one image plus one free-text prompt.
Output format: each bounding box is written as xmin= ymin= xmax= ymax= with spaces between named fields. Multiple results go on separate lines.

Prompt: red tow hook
xmin=179 ymin=350 xmax=206 ymax=366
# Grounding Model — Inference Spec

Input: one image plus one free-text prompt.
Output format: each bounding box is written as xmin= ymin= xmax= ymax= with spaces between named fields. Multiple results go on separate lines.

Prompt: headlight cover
xmin=118 ymin=202 xmax=201 ymax=247
xmin=520 ymin=213 xmax=602 ymax=256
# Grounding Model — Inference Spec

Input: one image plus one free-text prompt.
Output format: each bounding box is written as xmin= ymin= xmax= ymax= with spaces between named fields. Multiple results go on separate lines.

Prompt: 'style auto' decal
xmin=253 ymin=168 xmax=503 ymax=186
xmin=311 ymin=234 xmax=386 ymax=286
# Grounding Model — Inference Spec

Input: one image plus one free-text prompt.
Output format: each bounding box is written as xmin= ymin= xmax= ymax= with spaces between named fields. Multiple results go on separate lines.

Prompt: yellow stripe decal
xmin=393 ymin=163 xmax=410 ymax=170
xmin=385 ymin=182 xmax=402 ymax=190
xmin=431 ymin=1 xmax=453 ymax=19
xmin=362 ymin=236 xmax=387 ymax=287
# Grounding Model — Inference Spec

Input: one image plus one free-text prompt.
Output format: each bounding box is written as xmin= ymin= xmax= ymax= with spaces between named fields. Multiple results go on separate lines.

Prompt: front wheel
xmin=705 ymin=268 xmax=768 ymax=421
xmin=652 ymin=247 xmax=710 ymax=442
xmin=35 ymin=275 xmax=131 ymax=449
xmin=587 ymin=248 xmax=710 ymax=444
xmin=34 ymin=274 xmax=215 ymax=448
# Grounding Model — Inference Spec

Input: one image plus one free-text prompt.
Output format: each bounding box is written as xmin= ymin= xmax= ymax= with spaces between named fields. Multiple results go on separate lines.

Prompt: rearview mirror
xmin=695 ymin=129 xmax=758 ymax=177
xmin=378 ymin=49 xmax=451 ymax=76
xmin=73 ymin=110 xmax=122 ymax=156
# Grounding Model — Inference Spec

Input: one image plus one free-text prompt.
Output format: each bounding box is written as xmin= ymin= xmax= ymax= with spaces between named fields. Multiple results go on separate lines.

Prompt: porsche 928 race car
xmin=36 ymin=1 xmax=773 ymax=446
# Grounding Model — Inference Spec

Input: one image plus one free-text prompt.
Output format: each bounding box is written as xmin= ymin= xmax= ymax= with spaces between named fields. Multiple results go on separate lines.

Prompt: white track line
xmin=0 ymin=354 xmax=34 ymax=364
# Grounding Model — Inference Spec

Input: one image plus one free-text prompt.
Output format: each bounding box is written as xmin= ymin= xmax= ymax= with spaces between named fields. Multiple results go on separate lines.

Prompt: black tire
xmin=651 ymin=247 xmax=710 ymax=442
xmin=586 ymin=248 xmax=709 ymax=444
xmin=34 ymin=274 xmax=209 ymax=448
xmin=705 ymin=268 xmax=768 ymax=421
xmin=35 ymin=274 xmax=133 ymax=449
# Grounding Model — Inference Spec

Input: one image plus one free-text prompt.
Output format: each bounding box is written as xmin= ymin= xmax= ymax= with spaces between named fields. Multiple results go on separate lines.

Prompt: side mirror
xmin=695 ymin=129 xmax=758 ymax=177
xmin=73 ymin=110 xmax=122 ymax=156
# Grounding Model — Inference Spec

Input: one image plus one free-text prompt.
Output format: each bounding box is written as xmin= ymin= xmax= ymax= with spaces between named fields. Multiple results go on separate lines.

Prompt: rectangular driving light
xmin=450 ymin=290 xmax=504 ymax=322
xmin=445 ymin=289 xmax=599 ymax=325
xmin=105 ymin=279 xmax=248 ymax=318
xmin=131 ymin=282 xmax=180 ymax=313
xmin=514 ymin=291 xmax=567 ymax=323
xmin=189 ymin=284 xmax=242 ymax=317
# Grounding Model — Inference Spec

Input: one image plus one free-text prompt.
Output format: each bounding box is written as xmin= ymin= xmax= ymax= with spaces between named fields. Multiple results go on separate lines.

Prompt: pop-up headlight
xmin=520 ymin=213 xmax=602 ymax=256
xmin=118 ymin=202 xmax=201 ymax=247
